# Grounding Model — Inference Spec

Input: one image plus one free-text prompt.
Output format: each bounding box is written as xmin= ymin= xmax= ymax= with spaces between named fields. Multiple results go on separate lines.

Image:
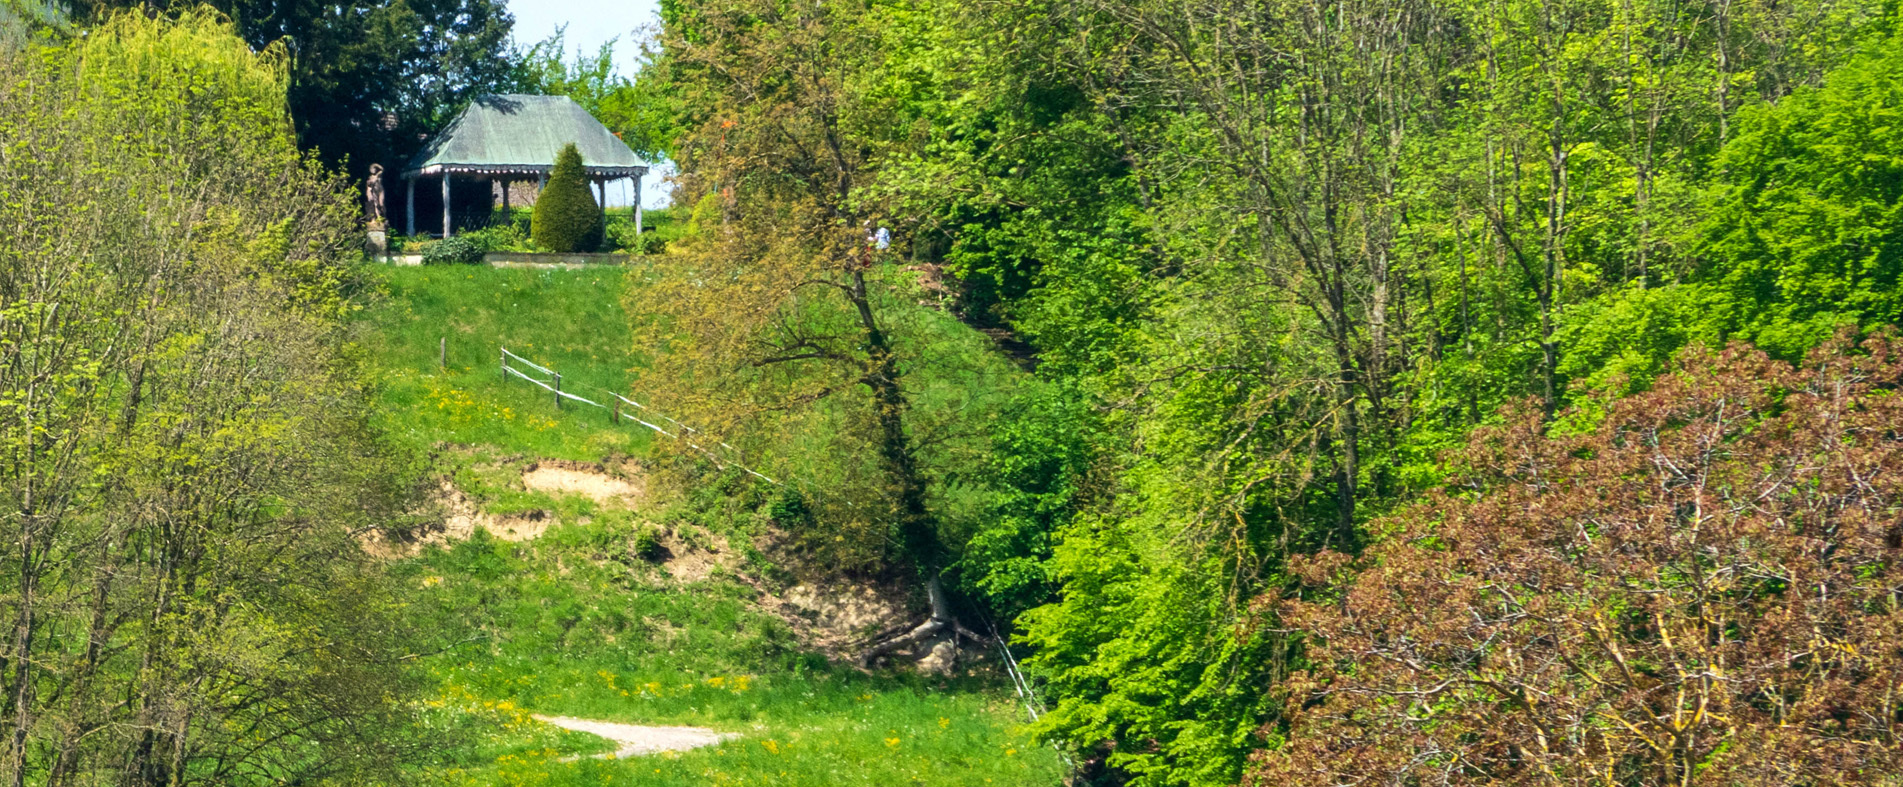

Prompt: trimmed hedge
xmin=532 ymin=143 xmax=603 ymax=253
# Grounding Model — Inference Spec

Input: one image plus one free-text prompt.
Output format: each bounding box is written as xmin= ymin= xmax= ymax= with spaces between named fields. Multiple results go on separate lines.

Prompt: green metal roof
xmin=401 ymin=94 xmax=648 ymax=178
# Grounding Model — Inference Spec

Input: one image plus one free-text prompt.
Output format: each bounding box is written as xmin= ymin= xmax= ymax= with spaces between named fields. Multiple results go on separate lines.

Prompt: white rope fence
xmin=500 ymin=346 xmax=780 ymax=486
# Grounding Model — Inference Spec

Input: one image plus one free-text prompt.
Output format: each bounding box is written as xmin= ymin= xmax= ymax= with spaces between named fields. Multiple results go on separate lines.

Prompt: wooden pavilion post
xmin=406 ymin=177 xmax=415 ymax=236
xmin=441 ymin=174 xmax=452 ymax=238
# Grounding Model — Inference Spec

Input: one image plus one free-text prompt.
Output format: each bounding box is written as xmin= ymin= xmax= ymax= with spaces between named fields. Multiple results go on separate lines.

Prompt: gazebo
xmin=399 ymin=94 xmax=649 ymax=238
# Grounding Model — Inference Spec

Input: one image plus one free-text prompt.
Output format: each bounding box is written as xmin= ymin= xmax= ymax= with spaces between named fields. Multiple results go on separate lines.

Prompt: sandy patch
xmin=486 ymin=510 xmax=551 ymax=541
xmin=657 ymin=532 xmax=727 ymax=582
xmin=533 ymin=715 xmax=737 ymax=759
xmin=521 ymin=461 xmax=643 ymax=506
xmin=760 ymin=581 xmax=912 ymax=654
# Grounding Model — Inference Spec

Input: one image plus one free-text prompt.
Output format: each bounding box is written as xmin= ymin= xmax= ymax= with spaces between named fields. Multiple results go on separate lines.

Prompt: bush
xmin=531 ymin=143 xmax=603 ymax=253
xmin=460 ymin=221 xmax=529 ymax=254
xmin=607 ymin=219 xmax=668 ymax=255
xmin=421 ymin=234 xmax=486 ymax=264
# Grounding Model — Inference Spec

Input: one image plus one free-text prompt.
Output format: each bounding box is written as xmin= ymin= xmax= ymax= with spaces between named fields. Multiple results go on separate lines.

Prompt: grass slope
xmin=363 ymin=265 xmax=652 ymax=459
xmin=358 ymin=263 xmax=1064 ymax=786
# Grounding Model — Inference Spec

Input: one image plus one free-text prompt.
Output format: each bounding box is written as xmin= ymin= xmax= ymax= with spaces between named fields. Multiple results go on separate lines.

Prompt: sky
xmin=510 ymin=0 xmax=662 ymax=76
xmin=510 ymin=0 xmax=673 ymax=208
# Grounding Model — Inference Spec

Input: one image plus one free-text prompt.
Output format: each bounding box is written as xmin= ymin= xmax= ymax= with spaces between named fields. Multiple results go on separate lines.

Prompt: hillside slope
xmin=358 ymin=264 xmax=1064 ymax=786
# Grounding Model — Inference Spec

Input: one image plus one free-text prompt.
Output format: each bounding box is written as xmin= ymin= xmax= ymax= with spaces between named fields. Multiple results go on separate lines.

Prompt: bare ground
xmin=532 ymin=715 xmax=737 ymax=759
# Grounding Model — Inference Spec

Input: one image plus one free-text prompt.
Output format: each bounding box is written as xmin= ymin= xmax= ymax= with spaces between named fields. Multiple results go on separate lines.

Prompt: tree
xmin=510 ymin=27 xmax=680 ymax=163
xmin=639 ymin=0 xmax=1016 ymax=659
xmin=1255 ymin=335 xmax=1903 ymax=787
xmin=1696 ymin=33 xmax=1903 ymax=358
xmin=533 ymin=143 xmax=603 ymax=253
xmin=0 ymin=11 xmax=423 ymax=784
xmin=71 ymin=0 xmax=518 ymax=181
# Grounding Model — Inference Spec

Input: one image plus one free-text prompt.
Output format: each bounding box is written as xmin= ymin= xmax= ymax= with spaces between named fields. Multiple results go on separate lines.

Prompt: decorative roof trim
xmin=401 ymin=164 xmax=649 ymax=179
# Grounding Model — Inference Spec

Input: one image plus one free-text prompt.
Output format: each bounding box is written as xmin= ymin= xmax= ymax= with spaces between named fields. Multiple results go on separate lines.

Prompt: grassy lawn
xmin=399 ymin=529 xmax=1060 ymax=787
xmin=360 ymin=264 xmax=654 ymax=460
xmin=357 ymin=262 xmax=1065 ymax=786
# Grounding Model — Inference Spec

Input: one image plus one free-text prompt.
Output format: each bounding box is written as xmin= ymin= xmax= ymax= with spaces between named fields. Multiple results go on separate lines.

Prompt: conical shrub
xmin=532 ymin=143 xmax=603 ymax=253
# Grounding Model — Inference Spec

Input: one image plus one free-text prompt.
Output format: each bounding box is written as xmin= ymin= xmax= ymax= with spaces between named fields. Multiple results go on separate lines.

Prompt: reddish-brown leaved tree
xmin=1253 ymin=336 xmax=1903 ymax=787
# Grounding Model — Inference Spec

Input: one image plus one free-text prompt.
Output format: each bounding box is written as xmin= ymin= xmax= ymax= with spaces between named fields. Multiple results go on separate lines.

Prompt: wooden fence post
xmin=439 ymin=336 xmax=446 ymax=370
xmin=554 ymin=372 xmax=563 ymax=410
xmin=500 ymin=348 xmax=506 ymax=382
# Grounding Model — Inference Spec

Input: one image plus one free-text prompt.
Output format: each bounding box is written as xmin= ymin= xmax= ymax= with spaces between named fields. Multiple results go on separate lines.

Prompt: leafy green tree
xmin=0 ymin=11 xmax=424 ymax=784
xmin=510 ymin=27 xmax=681 ymax=163
xmin=71 ymin=0 xmax=518 ymax=181
xmin=533 ymin=143 xmax=603 ymax=252
xmin=1698 ymin=34 xmax=1903 ymax=357
xmin=638 ymin=0 xmax=1026 ymax=661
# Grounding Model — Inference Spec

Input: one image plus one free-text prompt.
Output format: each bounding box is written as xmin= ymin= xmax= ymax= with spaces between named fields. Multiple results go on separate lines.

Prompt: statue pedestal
xmin=365 ymin=227 xmax=389 ymax=257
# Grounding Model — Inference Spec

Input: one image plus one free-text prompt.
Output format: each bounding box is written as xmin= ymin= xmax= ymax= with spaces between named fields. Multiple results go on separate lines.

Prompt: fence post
xmin=439 ymin=336 xmax=446 ymax=370
xmin=613 ymin=401 xmax=620 ymax=424
xmin=500 ymin=347 xmax=506 ymax=383
xmin=554 ymin=372 xmax=563 ymax=410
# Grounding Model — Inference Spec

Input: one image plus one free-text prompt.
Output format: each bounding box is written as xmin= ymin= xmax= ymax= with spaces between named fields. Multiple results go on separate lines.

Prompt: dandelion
xmin=938 ymin=717 xmax=950 ymax=728
xmin=761 ymin=740 xmax=780 ymax=754
xmin=885 ymin=737 xmax=901 ymax=748
xmin=1005 ymin=748 xmax=1017 ymax=756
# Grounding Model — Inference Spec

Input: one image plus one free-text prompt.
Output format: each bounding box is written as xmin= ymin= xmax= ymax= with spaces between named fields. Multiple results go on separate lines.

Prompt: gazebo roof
xmin=401 ymin=94 xmax=649 ymax=179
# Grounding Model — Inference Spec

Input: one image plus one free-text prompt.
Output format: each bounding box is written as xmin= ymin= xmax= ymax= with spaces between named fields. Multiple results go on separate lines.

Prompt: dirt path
xmin=533 ymin=714 xmax=738 ymax=759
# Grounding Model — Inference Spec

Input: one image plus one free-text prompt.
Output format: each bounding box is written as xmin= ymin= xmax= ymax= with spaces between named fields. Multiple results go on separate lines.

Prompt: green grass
xmin=357 ymin=263 xmax=1066 ymax=786
xmin=360 ymin=264 xmax=654 ymax=460
xmin=399 ymin=526 xmax=1059 ymax=786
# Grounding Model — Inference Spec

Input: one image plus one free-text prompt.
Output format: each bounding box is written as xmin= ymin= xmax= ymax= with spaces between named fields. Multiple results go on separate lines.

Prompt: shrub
xmin=607 ymin=219 xmax=668 ymax=255
xmin=631 ymin=526 xmax=665 ymax=562
xmin=421 ymin=234 xmax=485 ymax=265
xmin=461 ymin=221 xmax=529 ymax=254
xmin=531 ymin=143 xmax=603 ymax=253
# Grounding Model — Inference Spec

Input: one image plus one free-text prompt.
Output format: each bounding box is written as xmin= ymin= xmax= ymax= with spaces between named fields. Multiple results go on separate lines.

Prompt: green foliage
xmin=0 ymin=10 xmax=425 ymax=783
xmin=76 ymin=0 xmax=517 ymax=183
xmin=1698 ymin=34 xmax=1903 ymax=357
xmin=510 ymin=27 xmax=682 ymax=162
xmin=423 ymin=233 xmax=488 ymax=264
xmin=639 ymin=0 xmax=1903 ymax=783
xmin=959 ymin=383 xmax=1104 ymax=618
xmin=532 ymin=143 xmax=604 ymax=253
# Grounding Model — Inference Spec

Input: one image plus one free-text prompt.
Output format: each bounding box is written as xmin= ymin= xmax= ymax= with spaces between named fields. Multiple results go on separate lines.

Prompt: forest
xmin=3 ymin=0 xmax=1902 ymax=784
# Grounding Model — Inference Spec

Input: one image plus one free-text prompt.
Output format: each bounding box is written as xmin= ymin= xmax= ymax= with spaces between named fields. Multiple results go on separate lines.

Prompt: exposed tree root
xmin=858 ymin=576 xmax=982 ymax=667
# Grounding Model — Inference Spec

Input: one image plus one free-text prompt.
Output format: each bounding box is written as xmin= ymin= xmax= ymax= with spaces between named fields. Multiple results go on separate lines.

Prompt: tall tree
xmin=639 ymin=0 xmax=1015 ymax=657
xmin=0 ymin=11 xmax=421 ymax=784
xmin=71 ymin=0 xmax=517 ymax=180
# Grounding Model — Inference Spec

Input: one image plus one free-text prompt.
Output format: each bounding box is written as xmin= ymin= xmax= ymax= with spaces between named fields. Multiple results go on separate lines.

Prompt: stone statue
xmin=364 ymin=163 xmax=387 ymax=229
